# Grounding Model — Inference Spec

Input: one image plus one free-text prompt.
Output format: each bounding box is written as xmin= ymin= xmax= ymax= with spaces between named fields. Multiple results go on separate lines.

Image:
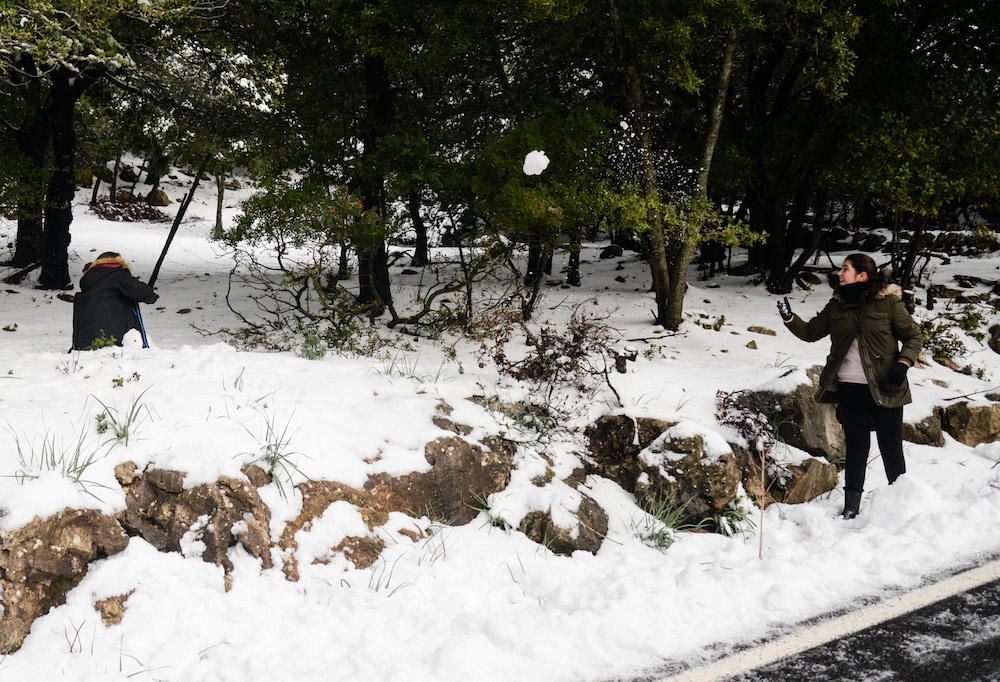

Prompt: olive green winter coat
xmin=784 ymin=284 xmax=923 ymax=408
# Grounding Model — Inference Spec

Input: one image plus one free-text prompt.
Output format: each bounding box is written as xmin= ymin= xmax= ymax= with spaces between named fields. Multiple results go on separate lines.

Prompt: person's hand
xmin=777 ymin=297 xmax=793 ymax=322
xmin=888 ymin=362 xmax=909 ymax=387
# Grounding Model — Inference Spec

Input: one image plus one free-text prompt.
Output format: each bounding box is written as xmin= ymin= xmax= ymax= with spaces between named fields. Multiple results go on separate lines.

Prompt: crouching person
xmin=72 ymin=252 xmax=159 ymax=350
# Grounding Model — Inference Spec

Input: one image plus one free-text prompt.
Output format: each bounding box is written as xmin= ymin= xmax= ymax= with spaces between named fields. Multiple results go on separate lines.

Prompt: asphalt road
xmin=720 ymin=577 xmax=1000 ymax=681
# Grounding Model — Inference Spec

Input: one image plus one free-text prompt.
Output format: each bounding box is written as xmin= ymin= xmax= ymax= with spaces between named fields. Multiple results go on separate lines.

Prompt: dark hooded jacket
xmin=72 ymin=257 xmax=159 ymax=350
xmin=783 ymin=283 xmax=923 ymax=408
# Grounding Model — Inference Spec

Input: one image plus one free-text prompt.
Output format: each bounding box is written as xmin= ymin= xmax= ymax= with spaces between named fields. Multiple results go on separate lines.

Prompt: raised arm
xmin=783 ymin=299 xmax=834 ymax=343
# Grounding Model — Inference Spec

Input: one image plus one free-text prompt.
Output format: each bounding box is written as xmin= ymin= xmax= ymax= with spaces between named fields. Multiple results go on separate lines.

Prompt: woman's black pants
xmin=836 ymin=382 xmax=906 ymax=493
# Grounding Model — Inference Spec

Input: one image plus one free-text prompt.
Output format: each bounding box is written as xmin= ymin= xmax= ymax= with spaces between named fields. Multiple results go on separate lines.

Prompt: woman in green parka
xmin=777 ymin=253 xmax=923 ymax=519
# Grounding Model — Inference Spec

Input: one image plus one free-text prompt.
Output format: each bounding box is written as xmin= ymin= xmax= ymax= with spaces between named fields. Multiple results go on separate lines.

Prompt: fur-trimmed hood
xmin=832 ymin=282 xmax=902 ymax=303
xmin=83 ymin=255 xmax=131 ymax=274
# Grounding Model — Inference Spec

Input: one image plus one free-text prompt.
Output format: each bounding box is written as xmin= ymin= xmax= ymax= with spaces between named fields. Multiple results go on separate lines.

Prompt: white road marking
xmin=657 ymin=557 xmax=1000 ymax=682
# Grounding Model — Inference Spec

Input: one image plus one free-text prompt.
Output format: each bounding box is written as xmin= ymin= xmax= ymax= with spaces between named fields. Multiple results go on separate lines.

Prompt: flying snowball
xmin=523 ymin=150 xmax=550 ymax=176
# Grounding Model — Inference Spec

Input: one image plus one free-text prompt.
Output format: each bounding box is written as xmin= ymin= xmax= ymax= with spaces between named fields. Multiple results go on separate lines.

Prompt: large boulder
xmin=115 ymin=462 xmax=273 ymax=575
xmin=518 ymin=492 xmax=608 ymax=556
xmin=775 ymin=458 xmax=839 ymax=504
xmin=732 ymin=445 xmax=837 ymax=507
xmin=942 ymin=401 xmax=1000 ymax=446
xmin=727 ymin=366 xmax=845 ymax=460
xmin=633 ymin=429 xmax=743 ymax=523
xmin=584 ymin=415 xmax=674 ymax=490
xmin=989 ymin=325 xmax=1000 ymax=356
xmin=599 ymin=245 xmax=624 ymax=259
xmin=902 ymin=409 xmax=945 ymax=447
xmin=0 ymin=509 xmax=129 ymax=654
xmin=365 ymin=436 xmax=514 ymax=524
xmin=146 ymin=188 xmax=171 ymax=206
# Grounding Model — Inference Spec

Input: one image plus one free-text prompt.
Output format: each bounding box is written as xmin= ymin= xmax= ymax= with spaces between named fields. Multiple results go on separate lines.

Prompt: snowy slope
xmin=1 ymin=172 xmax=1000 ymax=682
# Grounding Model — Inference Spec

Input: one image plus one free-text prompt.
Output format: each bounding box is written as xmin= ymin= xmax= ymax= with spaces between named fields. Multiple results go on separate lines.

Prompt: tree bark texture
xmin=663 ymin=35 xmax=737 ymax=329
xmin=11 ymin=57 xmax=47 ymax=268
xmin=608 ymin=0 xmax=671 ymax=326
xmin=357 ymin=51 xmax=394 ymax=311
xmin=214 ymin=170 xmax=226 ymax=239
xmin=39 ymin=70 xmax=88 ymax=290
xmin=409 ymin=186 xmax=428 ymax=267
xmin=12 ymin=122 xmax=46 ymax=267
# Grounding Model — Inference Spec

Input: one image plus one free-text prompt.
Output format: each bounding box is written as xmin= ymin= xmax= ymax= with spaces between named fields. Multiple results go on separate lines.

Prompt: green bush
xmin=300 ymin=333 xmax=327 ymax=360
xmin=88 ymin=335 xmax=117 ymax=350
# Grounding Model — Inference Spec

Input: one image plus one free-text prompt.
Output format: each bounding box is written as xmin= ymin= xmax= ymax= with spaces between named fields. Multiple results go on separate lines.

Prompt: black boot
xmin=842 ymin=490 xmax=862 ymax=520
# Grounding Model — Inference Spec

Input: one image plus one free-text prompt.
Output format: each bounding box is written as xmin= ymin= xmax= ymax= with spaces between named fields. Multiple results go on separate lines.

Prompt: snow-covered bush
xmin=476 ymin=301 xmax=622 ymax=404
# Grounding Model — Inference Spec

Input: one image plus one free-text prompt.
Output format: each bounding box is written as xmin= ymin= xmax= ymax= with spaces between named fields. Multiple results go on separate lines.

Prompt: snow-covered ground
xmin=2 ymin=172 xmax=1000 ymax=681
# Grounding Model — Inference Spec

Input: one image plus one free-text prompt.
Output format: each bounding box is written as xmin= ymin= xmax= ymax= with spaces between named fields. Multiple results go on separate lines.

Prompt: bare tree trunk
xmin=567 ymin=229 xmax=581 ymax=287
xmin=608 ymin=0 xmax=671 ymax=326
xmin=39 ymin=69 xmax=91 ymax=290
xmin=409 ymin=185 xmax=428 ymax=267
xmin=663 ymin=34 xmax=737 ymax=329
xmin=338 ymin=241 xmax=350 ymax=279
xmin=787 ymin=185 xmax=827 ymax=280
xmin=11 ymin=56 xmax=47 ymax=268
xmin=110 ymin=153 xmax=121 ymax=201
xmin=90 ymin=172 xmax=101 ymax=205
xmin=214 ymin=169 xmax=225 ymax=239
xmin=129 ymin=152 xmax=146 ymax=194
xmin=356 ymin=49 xmax=394 ymax=312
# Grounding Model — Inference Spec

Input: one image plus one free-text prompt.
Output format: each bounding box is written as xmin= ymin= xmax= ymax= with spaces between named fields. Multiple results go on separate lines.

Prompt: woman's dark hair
xmin=844 ymin=253 xmax=889 ymax=293
xmin=97 ymin=251 xmax=122 ymax=260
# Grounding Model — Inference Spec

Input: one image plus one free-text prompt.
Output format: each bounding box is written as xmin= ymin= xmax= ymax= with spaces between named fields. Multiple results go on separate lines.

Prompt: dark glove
xmin=777 ymin=297 xmax=793 ymax=322
xmin=888 ymin=362 xmax=909 ymax=387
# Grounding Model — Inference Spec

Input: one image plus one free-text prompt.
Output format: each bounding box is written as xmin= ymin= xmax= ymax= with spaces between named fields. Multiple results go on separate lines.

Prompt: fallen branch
xmin=626 ymin=331 xmax=687 ymax=342
xmin=2 ymin=262 xmax=41 ymax=285
xmin=944 ymin=386 xmax=1000 ymax=402
xmin=952 ymin=274 xmax=999 ymax=287
xmin=148 ymin=153 xmax=211 ymax=289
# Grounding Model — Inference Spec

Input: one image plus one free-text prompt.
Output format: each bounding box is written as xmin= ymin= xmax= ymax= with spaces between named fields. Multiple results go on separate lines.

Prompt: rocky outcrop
xmin=115 ymin=462 xmax=273 ymax=575
xmin=733 ymin=445 xmax=837 ymax=507
xmin=736 ymin=366 xmax=945 ymax=456
xmin=366 ymin=436 xmax=514 ymax=524
xmin=279 ymin=436 xmax=515 ymax=579
xmin=902 ymin=409 xmax=945 ymax=447
xmin=0 ymin=509 xmax=129 ymax=654
xmin=730 ymin=366 xmax=845 ymax=460
xmin=432 ymin=415 xmax=473 ymax=436
xmin=634 ymin=431 xmax=743 ymax=522
xmin=583 ymin=415 xmax=674 ymax=490
xmin=586 ymin=416 xmax=744 ymax=523
xmin=942 ymin=401 xmax=1000 ymax=446
xmin=775 ymin=458 xmax=839 ymax=505
xmin=587 ymin=406 xmax=841 ymax=518
xmin=518 ymin=492 xmax=608 ymax=556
